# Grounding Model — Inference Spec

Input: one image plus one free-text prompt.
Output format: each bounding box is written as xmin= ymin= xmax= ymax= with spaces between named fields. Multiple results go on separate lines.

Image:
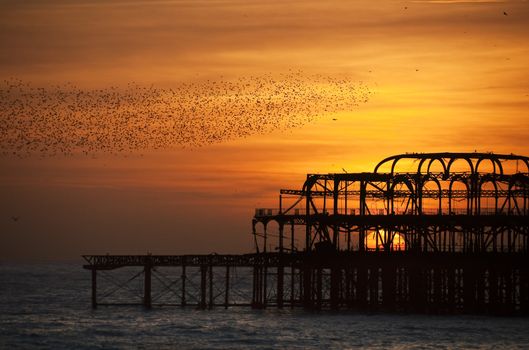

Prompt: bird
xmin=0 ymin=73 xmax=372 ymax=157
xmin=332 ymin=118 xmax=338 ymax=121
xmin=503 ymin=11 xmax=508 ymax=16
xmin=11 ymin=216 xmax=19 ymax=222
xmin=342 ymin=168 xmax=348 ymax=173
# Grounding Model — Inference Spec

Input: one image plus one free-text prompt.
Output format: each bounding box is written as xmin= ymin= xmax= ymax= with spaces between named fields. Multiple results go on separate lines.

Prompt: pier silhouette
xmin=83 ymin=152 xmax=529 ymax=314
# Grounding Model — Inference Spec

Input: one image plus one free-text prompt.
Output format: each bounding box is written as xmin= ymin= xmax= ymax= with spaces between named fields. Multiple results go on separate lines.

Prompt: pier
xmin=83 ymin=152 xmax=529 ymax=314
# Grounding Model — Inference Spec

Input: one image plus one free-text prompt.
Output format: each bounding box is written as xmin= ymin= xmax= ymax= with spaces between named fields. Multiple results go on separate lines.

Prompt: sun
xmin=365 ymin=230 xmax=406 ymax=251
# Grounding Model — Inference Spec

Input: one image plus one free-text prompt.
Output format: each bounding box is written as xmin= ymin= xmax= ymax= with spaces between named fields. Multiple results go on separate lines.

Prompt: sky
xmin=1 ymin=0 xmax=529 ymax=261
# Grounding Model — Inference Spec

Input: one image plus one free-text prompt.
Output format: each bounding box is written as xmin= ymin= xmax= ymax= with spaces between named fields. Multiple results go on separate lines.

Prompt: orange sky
xmin=1 ymin=0 xmax=529 ymax=261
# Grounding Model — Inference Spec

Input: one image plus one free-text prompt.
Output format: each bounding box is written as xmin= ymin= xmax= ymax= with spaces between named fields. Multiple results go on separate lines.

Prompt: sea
xmin=1 ymin=262 xmax=529 ymax=349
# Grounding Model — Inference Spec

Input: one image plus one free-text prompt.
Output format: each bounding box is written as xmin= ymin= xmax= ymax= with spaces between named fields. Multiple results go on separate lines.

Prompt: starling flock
xmin=0 ymin=72 xmax=371 ymax=157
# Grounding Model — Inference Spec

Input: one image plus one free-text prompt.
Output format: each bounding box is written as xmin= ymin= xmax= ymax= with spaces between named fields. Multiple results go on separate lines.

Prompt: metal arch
xmin=420 ymin=174 xmax=443 ymax=195
xmin=252 ymin=219 xmax=260 ymax=254
xmin=446 ymin=156 xmax=475 ymax=175
xmin=478 ymin=174 xmax=500 ymax=214
xmin=419 ymin=174 xmax=443 ymax=214
xmin=417 ymin=156 xmax=447 ymax=176
xmin=448 ymin=174 xmax=471 ymax=193
xmin=475 ymin=157 xmax=502 ymax=175
xmin=426 ymin=157 xmax=448 ymax=177
xmin=447 ymin=174 xmax=471 ymax=215
xmin=417 ymin=157 xmax=429 ymax=174
xmin=390 ymin=174 xmax=416 ymax=193
xmin=253 ymin=220 xmax=273 ymax=254
xmin=522 ymin=158 xmax=529 ymax=173
xmin=372 ymin=154 xmax=405 ymax=174
xmin=478 ymin=173 xmax=500 ymax=194
xmin=302 ymin=174 xmax=319 ymax=193
xmin=373 ymin=152 xmax=529 ymax=174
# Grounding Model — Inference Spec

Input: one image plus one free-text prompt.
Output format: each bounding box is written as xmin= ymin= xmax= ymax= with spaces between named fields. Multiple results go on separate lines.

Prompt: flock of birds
xmin=0 ymin=72 xmax=371 ymax=157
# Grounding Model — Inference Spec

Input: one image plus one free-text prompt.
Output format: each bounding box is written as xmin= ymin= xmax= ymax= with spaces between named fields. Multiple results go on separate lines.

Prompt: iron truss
xmin=253 ymin=152 xmax=529 ymax=253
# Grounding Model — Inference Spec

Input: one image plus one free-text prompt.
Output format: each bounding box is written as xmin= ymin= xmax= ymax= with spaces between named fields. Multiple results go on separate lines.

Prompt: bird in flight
xmin=11 ymin=216 xmax=19 ymax=222
xmin=503 ymin=11 xmax=508 ymax=16
xmin=0 ymin=74 xmax=372 ymax=157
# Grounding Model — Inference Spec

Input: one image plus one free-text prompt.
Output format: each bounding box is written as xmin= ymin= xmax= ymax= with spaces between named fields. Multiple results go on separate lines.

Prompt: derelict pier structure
xmin=84 ymin=152 xmax=529 ymax=314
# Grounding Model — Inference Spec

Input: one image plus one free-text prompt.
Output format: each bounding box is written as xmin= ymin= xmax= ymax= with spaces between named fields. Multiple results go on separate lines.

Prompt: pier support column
xmin=290 ymin=223 xmax=295 ymax=308
xmin=447 ymin=267 xmax=455 ymax=313
xmin=209 ymin=263 xmax=214 ymax=309
xmin=357 ymin=264 xmax=368 ymax=311
xmin=409 ymin=264 xmax=426 ymax=313
xmin=252 ymin=264 xmax=264 ymax=309
xmin=181 ymin=264 xmax=186 ymax=307
xmin=290 ymin=266 xmax=295 ymax=308
xmin=316 ymin=267 xmax=322 ymax=310
xmin=505 ymin=268 xmax=514 ymax=314
xmin=144 ymin=263 xmax=152 ymax=309
xmin=224 ymin=265 xmax=230 ymax=309
xmin=488 ymin=267 xmax=498 ymax=314
xmin=433 ymin=267 xmax=442 ymax=313
xmin=263 ymin=262 xmax=268 ymax=308
xmin=277 ymin=265 xmax=284 ymax=308
xmin=252 ymin=266 xmax=256 ymax=307
xmin=278 ymin=224 xmax=284 ymax=308
xmin=476 ymin=267 xmax=485 ymax=313
xmin=463 ymin=264 xmax=476 ymax=314
xmin=200 ymin=265 xmax=207 ymax=309
xmin=344 ymin=265 xmax=352 ymax=308
xmin=382 ymin=263 xmax=396 ymax=312
xmin=303 ymin=265 xmax=312 ymax=309
xmin=520 ymin=265 xmax=529 ymax=315
xmin=330 ymin=266 xmax=342 ymax=310
xmin=369 ymin=267 xmax=380 ymax=311
xmin=91 ymin=269 xmax=97 ymax=309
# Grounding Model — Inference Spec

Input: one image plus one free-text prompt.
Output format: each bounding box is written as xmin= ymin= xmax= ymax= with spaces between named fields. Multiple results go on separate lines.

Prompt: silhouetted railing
xmin=255 ymin=207 xmax=522 ymax=217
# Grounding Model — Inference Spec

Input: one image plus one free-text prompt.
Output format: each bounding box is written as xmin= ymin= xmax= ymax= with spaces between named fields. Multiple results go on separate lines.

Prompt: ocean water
xmin=1 ymin=263 xmax=529 ymax=349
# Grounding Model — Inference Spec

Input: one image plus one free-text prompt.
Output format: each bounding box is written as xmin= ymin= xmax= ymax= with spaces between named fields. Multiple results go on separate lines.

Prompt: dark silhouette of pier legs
xmin=252 ymin=265 xmax=265 ymax=309
xmin=91 ymin=269 xmax=97 ymax=309
xmin=489 ymin=267 xmax=498 ymax=314
xmin=409 ymin=264 xmax=425 ymax=313
xmin=181 ymin=264 xmax=186 ymax=306
xmin=208 ymin=262 xmax=213 ymax=309
xmin=200 ymin=265 xmax=207 ymax=309
xmin=521 ymin=267 xmax=529 ymax=314
xmin=144 ymin=263 xmax=152 ymax=309
xmin=277 ymin=264 xmax=284 ymax=308
xmin=83 ymin=252 xmax=528 ymax=314
xmin=330 ymin=266 xmax=341 ymax=310
xmin=382 ymin=263 xmax=396 ymax=312
xmin=316 ymin=268 xmax=323 ymax=310
xmin=263 ymin=264 xmax=268 ymax=308
xmin=303 ymin=266 xmax=312 ymax=308
xmin=224 ymin=265 xmax=230 ymax=309
xmin=290 ymin=265 xmax=295 ymax=308
xmin=357 ymin=264 xmax=368 ymax=311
